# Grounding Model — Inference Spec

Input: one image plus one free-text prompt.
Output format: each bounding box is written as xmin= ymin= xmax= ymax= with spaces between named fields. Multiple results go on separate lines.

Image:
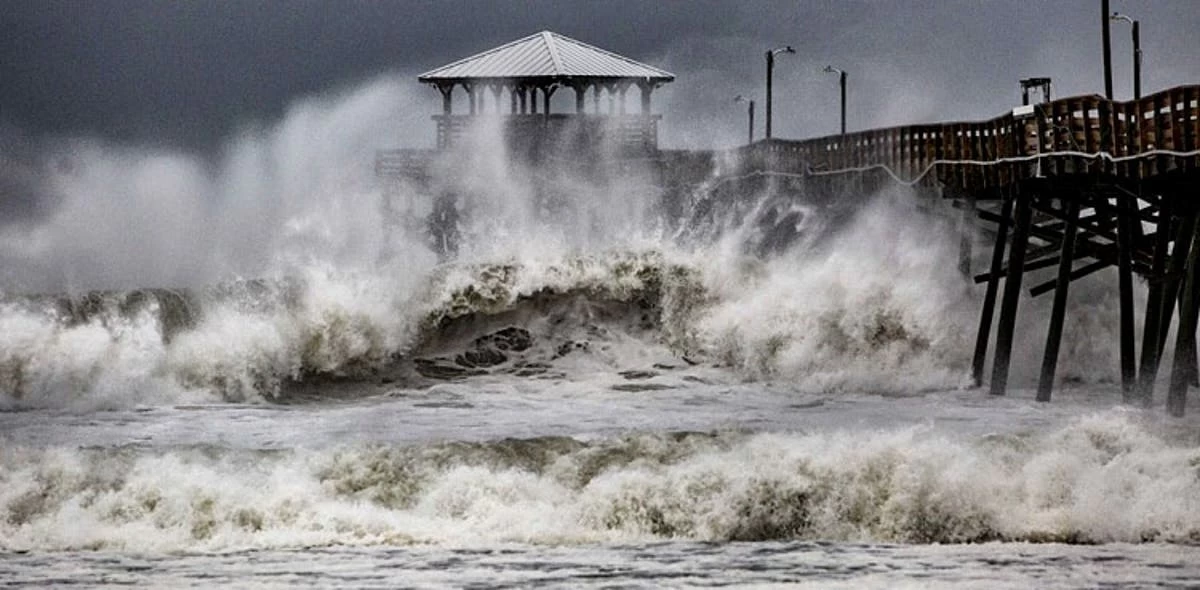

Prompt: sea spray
xmin=691 ymin=191 xmax=978 ymax=392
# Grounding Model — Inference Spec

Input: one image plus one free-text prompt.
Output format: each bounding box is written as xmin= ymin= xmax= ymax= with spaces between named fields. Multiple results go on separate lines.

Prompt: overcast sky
xmin=1 ymin=1 xmax=1199 ymax=290
xmin=3 ymin=0 xmax=1198 ymax=151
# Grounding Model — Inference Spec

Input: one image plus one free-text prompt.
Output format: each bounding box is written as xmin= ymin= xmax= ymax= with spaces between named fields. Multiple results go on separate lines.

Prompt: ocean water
xmin=5 ymin=237 xmax=1200 ymax=587
xmin=4 ymin=84 xmax=1200 ymax=588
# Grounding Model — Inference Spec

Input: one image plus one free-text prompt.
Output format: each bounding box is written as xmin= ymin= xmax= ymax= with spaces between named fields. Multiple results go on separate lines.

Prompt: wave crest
xmin=4 ymin=413 xmax=1199 ymax=551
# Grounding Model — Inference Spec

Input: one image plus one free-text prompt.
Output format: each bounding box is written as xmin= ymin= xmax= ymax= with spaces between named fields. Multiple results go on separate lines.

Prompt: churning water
xmin=2 ymin=76 xmax=1200 ymax=588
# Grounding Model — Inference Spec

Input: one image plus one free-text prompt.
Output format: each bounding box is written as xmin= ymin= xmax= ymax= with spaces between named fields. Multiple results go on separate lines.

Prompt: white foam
xmin=3 ymin=410 xmax=1198 ymax=552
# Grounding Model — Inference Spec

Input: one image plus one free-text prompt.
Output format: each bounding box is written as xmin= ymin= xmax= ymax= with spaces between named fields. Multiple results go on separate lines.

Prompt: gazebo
xmin=417 ymin=31 xmax=675 ymax=153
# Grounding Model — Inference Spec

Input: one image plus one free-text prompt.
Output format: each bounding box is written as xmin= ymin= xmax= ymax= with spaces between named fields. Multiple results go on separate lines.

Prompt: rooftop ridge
xmin=548 ymin=32 xmax=674 ymax=80
xmin=418 ymin=30 xmax=674 ymax=82
xmin=417 ymin=31 xmax=544 ymax=80
xmin=541 ymin=31 xmax=565 ymax=76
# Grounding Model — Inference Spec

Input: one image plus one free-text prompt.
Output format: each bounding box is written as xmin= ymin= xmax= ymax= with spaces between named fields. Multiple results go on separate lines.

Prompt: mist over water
xmin=0 ymin=75 xmax=417 ymax=293
xmin=0 ymin=73 xmax=1143 ymax=411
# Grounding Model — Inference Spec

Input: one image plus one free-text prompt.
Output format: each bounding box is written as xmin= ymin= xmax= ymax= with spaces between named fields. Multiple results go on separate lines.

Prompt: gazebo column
xmin=529 ymin=87 xmax=537 ymax=114
xmin=490 ymin=85 xmax=503 ymax=114
xmin=510 ymin=85 xmax=518 ymax=113
xmin=638 ymin=81 xmax=653 ymax=114
xmin=465 ymin=83 xmax=476 ymax=115
xmin=574 ymin=83 xmax=586 ymax=113
xmin=618 ymin=84 xmax=629 ymax=115
xmin=606 ymin=84 xmax=616 ymax=114
xmin=438 ymin=83 xmax=454 ymax=115
xmin=518 ymin=86 xmax=527 ymax=113
xmin=593 ymin=85 xmax=601 ymax=114
xmin=542 ymin=85 xmax=556 ymax=116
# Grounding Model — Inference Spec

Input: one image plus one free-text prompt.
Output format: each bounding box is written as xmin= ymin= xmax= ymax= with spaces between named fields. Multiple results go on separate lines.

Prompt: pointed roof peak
xmin=418 ymin=31 xmax=674 ymax=84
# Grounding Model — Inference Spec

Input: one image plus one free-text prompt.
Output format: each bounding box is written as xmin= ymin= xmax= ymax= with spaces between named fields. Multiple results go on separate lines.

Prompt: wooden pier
xmin=713 ymin=84 xmax=1200 ymax=413
xmin=373 ymin=29 xmax=1200 ymax=414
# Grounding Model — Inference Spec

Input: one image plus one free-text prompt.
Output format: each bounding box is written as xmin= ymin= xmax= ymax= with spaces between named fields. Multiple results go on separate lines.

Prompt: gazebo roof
xmin=418 ymin=31 xmax=675 ymax=84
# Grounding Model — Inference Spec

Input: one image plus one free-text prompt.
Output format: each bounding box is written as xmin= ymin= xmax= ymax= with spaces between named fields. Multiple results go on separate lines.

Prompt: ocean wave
xmin=3 ymin=411 xmax=1197 ymax=552
xmin=0 ymin=252 xmax=702 ymax=408
xmin=0 ymin=191 xmax=1134 ymax=408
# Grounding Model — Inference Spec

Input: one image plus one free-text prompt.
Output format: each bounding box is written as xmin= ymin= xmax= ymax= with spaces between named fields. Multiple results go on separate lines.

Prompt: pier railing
xmin=727 ymin=84 xmax=1200 ymax=192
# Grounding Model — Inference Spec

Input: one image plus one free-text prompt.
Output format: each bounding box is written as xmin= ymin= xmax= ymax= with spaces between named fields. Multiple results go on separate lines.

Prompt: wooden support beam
xmin=1137 ymin=195 xmax=1172 ymax=404
xmin=1032 ymin=200 xmax=1121 ymax=244
xmin=991 ymin=186 xmax=1034 ymax=396
xmin=972 ymin=190 xmax=1014 ymax=387
xmin=1028 ymin=259 xmax=1112 ymax=297
xmin=974 ymin=242 xmax=1061 ymax=284
xmin=1156 ymin=208 xmax=1196 ymax=367
xmin=1119 ymin=193 xmax=1139 ymax=397
xmin=976 ymin=207 xmax=1065 ymax=244
xmin=1038 ymin=198 xmax=1080 ymax=401
xmin=1168 ymin=210 xmax=1200 ymax=416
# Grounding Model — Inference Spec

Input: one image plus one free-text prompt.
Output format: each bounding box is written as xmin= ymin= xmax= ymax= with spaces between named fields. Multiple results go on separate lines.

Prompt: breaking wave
xmin=3 ymin=411 xmax=1199 ymax=552
xmin=0 ymin=190 xmax=1134 ymax=409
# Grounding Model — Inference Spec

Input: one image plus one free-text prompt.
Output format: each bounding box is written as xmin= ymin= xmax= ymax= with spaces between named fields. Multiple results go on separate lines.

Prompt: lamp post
xmin=823 ymin=65 xmax=847 ymax=135
xmin=734 ymin=95 xmax=755 ymax=144
xmin=1111 ymin=12 xmax=1141 ymax=100
xmin=765 ymin=45 xmax=795 ymax=139
xmin=1101 ymin=0 xmax=1113 ymax=99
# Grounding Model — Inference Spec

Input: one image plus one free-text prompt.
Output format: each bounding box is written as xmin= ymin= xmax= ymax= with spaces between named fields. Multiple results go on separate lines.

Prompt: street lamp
xmin=1110 ymin=12 xmax=1141 ymax=100
xmin=734 ymin=95 xmax=755 ymax=144
xmin=765 ymin=45 xmax=795 ymax=139
xmin=823 ymin=65 xmax=847 ymax=136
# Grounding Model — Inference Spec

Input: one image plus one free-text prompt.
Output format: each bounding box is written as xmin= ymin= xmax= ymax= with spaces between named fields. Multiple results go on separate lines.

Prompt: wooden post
xmin=991 ymin=185 xmax=1033 ymax=396
xmin=1168 ymin=210 xmax=1200 ymax=416
xmin=958 ymin=193 xmax=976 ymax=276
xmin=1037 ymin=197 xmax=1080 ymax=401
xmin=1118 ymin=192 xmax=1139 ymax=399
xmin=1157 ymin=206 xmax=1196 ymax=364
xmin=972 ymin=190 xmax=1014 ymax=386
xmin=1137 ymin=196 xmax=1173 ymax=403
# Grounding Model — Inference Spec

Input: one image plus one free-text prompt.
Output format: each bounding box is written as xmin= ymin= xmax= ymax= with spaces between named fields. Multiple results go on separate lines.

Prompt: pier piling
xmin=972 ymin=192 xmax=1014 ymax=387
xmin=1037 ymin=197 xmax=1080 ymax=401
xmin=990 ymin=186 xmax=1033 ymax=396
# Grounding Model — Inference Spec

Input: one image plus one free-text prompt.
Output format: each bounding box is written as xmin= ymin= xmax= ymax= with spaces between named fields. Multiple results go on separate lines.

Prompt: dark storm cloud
xmin=0 ymin=0 xmax=734 ymax=149
xmin=2 ymin=0 xmax=1198 ymax=151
